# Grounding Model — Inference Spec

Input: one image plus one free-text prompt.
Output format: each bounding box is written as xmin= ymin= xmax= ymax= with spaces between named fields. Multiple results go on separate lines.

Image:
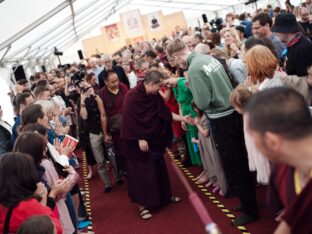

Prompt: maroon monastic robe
xmin=98 ymin=83 xmax=129 ymax=118
xmin=121 ymin=82 xmax=173 ymax=209
xmin=121 ymin=82 xmax=173 ymax=159
xmin=283 ymin=179 xmax=312 ymax=234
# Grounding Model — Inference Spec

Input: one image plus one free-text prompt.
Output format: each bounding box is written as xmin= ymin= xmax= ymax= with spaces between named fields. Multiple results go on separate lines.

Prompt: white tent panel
xmin=0 ymin=0 xmax=65 ymax=46
xmin=1 ymin=0 xmax=130 ymax=64
xmin=1 ymin=0 xmax=301 ymax=67
xmin=4 ymin=7 xmax=72 ymax=58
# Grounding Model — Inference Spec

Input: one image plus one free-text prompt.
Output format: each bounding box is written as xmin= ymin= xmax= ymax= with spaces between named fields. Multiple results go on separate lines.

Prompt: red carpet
xmin=78 ymin=152 xmax=277 ymax=234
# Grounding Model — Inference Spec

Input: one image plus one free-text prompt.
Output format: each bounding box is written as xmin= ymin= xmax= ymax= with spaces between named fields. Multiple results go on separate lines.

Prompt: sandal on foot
xmin=219 ymin=190 xmax=225 ymax=196
xmin=171 ymin=196 xmax=181 ymax=203
xmin=139 ymin=208 xmax=152 ymax=220
xmin=212 ymin=185 xmax=220 ymax=193
xmin=205 ymin=181 xmax=214 ymax=188
xmin=195 ymin=175 xmax=208 ymax=185
xmin=86 ymin=173 xmax=92 ymax=180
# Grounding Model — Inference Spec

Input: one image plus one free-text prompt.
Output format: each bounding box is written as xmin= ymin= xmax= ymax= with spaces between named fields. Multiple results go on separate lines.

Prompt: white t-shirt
xmin=128 ymin=71 xmax=138 ymax=89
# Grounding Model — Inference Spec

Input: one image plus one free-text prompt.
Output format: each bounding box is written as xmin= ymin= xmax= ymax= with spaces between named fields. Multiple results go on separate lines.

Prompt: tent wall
xmin=0 ymin=0 xmax=304 ymax=69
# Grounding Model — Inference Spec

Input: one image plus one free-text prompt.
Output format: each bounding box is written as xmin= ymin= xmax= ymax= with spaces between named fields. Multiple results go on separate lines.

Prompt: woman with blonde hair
xmin=222 ymin=28 xmax=242 ymax=58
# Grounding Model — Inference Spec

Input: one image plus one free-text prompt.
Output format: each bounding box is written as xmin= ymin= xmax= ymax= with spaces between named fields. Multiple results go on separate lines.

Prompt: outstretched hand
xmin=183 ymin=115 xmax=195 ymax=125
xmin=163 ymin=77 xmax=178 ymax=87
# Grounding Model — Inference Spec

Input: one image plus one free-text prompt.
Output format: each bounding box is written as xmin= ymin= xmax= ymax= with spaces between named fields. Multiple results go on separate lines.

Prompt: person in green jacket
xmin=170 ymin=77 xmax=202 ymax=166
xmin=167 ymin=38 xmax=259 ymax=226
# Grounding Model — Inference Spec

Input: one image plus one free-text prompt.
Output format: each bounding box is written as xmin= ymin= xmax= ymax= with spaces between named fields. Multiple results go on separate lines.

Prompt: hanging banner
xmin=105 ymin=23 xmax=120 ymax=41
xmin=121 ymin=9 xmax=144 ymax=37
xmin=146 ymin=11 xmax=162 ymax=31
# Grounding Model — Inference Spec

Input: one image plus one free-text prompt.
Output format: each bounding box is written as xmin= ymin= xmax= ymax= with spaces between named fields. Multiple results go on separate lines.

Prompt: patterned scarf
xmin=287 ymin=31 xmax=303 ymax=48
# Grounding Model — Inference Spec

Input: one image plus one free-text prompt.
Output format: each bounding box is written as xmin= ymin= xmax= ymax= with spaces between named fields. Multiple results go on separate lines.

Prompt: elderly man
xmin=194 ymin=43 xmax=210 ymax=55
xmin=271 ymin=13 xmax=312 ymax=76
xmin=182 ymin=35 xmax=194 ymax=51
xmin=299 ymin=7 xmax=312 ymax=41
xmin=87 ymin=57 xmax=103 ymax=85
xmin=98 ymin=55 xmax=129 ymax=88
xmin=244 ymin=87 xmax=312 ymax=234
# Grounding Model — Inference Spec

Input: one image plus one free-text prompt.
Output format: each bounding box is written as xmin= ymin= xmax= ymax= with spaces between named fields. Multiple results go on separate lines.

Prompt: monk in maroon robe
xmin=98 ymin=70 xmax=129 ymax=175
xmin=121 ymin=70 xmax=179 ymax=219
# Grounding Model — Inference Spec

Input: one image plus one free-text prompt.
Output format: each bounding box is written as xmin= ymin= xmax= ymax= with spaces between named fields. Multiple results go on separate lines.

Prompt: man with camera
xmin=80 ymin=82 xmax=123 ymax=193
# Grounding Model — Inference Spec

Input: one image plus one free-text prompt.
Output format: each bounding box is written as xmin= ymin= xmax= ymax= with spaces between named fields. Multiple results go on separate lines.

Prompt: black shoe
xmin=104 ymin=186 xmax=112 ymax=193
xmin=232 ymin=204 xmax=243 ymax=212
xmin=116 ymin=179 xmax=124 ymax=186
xmin=232 ymin=214 xmax=258 ymax=226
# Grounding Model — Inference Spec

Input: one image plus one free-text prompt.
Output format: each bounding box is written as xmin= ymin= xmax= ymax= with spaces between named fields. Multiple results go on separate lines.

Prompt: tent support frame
xmin=0 ymin=0 xmax=74 ymax=51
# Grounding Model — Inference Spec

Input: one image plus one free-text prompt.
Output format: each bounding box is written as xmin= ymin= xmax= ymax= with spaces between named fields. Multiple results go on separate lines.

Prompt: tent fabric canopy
xmin=0 ymin=0 xmax=132 ymax=66
xmin=0 ymin=0 xmax=256 ymax=67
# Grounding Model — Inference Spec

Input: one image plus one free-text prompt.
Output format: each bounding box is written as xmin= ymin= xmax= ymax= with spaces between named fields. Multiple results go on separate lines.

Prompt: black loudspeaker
xmin=78 ymin=50 xmax=84 ymax=60
xmin=41 ymin=65 xmax=46 ymax=72
xmin=12 ymin=65 xmax=26 ymax=81
xmin=202 ymin=14 xmax=208 ymax=23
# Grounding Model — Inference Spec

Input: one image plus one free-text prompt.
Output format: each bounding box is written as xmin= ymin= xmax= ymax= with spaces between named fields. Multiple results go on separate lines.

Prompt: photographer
xmin=79 ymin=83 xmax=123 ymax=193
xmin=64 ymin=66 xmax=85 ymax=103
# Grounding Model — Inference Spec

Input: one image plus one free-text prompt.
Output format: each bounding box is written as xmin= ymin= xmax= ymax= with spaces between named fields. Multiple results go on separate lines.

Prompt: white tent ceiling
xmin=0 ymin=0 xmax=132 ymax=66
xmin=0 ymin=0 xmax=285 ymax=68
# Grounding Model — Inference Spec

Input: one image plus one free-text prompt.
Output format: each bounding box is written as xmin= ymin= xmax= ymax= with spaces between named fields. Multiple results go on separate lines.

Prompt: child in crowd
xmin=191 ymin=101 xmax=228 ymax=195
xmin=230 ymin=85 xmax=270 ymax=184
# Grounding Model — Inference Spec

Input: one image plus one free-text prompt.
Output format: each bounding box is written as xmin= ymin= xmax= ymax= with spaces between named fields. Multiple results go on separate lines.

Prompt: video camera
xmin=69 ymin=64 xmax=86 ymax=84
xmin=209 ymin=18 xmax=223 ymax=32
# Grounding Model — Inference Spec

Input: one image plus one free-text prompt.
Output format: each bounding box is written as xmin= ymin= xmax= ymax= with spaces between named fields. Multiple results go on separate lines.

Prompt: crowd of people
xmin=0 ymin=0 xmax=312 ymax=233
